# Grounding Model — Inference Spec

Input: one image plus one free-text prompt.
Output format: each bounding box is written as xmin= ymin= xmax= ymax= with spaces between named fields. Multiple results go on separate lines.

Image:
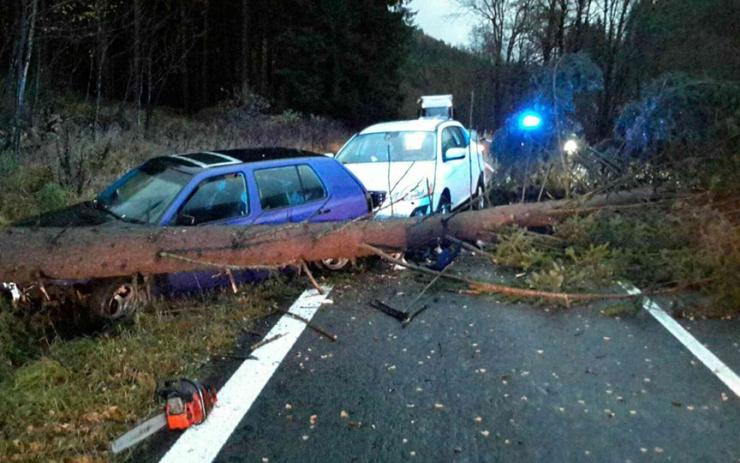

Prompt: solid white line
xmin=621 ymin=282 xmax=740 ymax=398
xmin=159 ymin=286 xmax=333 ymax=463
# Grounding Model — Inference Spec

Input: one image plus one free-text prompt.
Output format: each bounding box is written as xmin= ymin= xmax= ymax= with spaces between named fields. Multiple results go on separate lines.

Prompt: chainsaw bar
xmin=111 ymin=412 xmax=167 ymax=454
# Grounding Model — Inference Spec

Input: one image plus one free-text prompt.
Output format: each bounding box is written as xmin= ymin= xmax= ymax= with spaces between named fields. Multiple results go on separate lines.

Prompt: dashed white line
xmin=621 ymin=282 xmax=740 ymax=398
xmin=159 ymin=286 xmax=333 ymax=463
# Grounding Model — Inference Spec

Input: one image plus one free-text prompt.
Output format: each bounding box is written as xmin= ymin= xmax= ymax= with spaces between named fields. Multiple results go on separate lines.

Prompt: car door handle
xmin=319 ymin=208 xmax=332 ymax=215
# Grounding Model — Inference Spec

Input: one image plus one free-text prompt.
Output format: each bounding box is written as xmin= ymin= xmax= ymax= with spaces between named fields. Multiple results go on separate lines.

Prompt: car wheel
xmin=89 ymin=278 xmax=143 ymax=320
xmin=473 ymin=184 xmax=486 ymax=210
xmin=320 ymin=257 xmax=351 ymax=271
xmin=437 ymin=194 xmax=452 ymax=215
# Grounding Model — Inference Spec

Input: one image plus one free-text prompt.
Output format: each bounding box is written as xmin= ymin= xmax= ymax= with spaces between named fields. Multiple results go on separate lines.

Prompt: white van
xmin=335 ymin=119 xmax=486 ymax=218
xmin=418 ymin=94 xmax=454 ymax=120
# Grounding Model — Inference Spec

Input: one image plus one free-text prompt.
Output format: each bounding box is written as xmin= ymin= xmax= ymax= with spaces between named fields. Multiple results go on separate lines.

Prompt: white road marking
xmin=621 ymin=283 xmax=740 ymax=398
xmin=159 ymin=286 xmax=333 ymax=463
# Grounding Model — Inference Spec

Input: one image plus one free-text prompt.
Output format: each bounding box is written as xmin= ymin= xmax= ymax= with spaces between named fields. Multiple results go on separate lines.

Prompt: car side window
xmin=297 ymin=165 xmax=327 ymax=202
xmin=452 ymin=127 xmax=469 ymax=147
xmin=255 ymin=166 xmax=304 ymax=210
xmin=441 ymin=128 xmax=456 ymax=153
xmin=255 ymin=165 xmax=327 ymax=211
xmin=178 ymin=173 xmax=248 ymax=225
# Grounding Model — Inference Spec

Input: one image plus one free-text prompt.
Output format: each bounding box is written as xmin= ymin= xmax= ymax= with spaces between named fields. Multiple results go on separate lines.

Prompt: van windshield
xmin=336 ymin=131 xmax=436 ymax=164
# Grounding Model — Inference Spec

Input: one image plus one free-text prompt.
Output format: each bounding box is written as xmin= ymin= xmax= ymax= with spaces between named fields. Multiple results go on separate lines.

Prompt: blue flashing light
xmin=518 ymin=111 xmax=542 ymax=130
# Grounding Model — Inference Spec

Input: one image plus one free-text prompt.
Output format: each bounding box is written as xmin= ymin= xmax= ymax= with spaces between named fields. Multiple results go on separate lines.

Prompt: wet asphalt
xmin=143 ymin=258 xmax=739 ymax=463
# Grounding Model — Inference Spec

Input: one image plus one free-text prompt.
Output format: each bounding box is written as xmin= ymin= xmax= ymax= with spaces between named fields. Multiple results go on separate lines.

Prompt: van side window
xmin=178 ymin=173 xmax=248 ymax=225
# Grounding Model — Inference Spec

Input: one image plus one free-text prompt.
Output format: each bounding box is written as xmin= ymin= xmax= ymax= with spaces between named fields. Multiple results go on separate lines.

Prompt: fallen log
xmin=0 ymin=189 xmax=658 ymax=284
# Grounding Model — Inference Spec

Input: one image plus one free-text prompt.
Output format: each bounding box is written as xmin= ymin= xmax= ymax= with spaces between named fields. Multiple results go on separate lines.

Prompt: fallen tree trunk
xmin=0 ymin=189 xmax=658 ymax=284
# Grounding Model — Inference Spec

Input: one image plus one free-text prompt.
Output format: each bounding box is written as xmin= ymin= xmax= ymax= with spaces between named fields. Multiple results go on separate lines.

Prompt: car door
xmin=161 ymin=171 xmax=253 ymax=294
xmin=451 ymin=126 xmax=476 ymax=206
xmin=438 ymin=125 xmax=470 ymax=209
xmin=252 ymin=164 xmax=330 ymax=224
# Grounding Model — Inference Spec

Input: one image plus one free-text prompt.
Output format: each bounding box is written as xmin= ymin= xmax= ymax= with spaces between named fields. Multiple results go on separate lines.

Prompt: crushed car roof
xmin=167 ymin=148 xmax=322 ymax=168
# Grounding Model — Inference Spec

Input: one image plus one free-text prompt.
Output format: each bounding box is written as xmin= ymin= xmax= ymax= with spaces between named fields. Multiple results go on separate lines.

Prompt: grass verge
xmin=0 ymin=279 xmax=300 ymax=462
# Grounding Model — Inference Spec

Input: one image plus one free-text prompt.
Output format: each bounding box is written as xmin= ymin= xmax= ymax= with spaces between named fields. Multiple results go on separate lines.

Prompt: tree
xmin=12 ymin=0 xmax=38 ymax=159
xmin=0 ymin=189 xmax=657 ymax=284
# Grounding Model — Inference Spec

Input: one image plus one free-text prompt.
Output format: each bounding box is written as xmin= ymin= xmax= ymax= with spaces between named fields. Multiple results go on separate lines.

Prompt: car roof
xmin=165 ymin=147 xmax=323 ymax=169
xmin=360 ymin=119 xmax=451 ymax=134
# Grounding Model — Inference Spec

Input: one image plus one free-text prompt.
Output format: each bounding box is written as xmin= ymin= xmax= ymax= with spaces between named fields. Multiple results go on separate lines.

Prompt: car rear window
xmin=254 ymin=165 xmax=327 ymax=210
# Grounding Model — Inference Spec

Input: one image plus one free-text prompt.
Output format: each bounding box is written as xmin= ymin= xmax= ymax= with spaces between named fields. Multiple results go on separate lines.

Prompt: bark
xmin=0 ymin=190 xmax=656 ymax=284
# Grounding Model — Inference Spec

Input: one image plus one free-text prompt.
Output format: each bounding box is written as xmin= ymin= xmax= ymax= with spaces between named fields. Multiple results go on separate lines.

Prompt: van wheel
xmin=88 ymin=278 xmax=144 ymax=320
xmin=437 ymin=194 xmax=451 ymax=215
xmin=320 ymin=258 xmax=350 ymax=271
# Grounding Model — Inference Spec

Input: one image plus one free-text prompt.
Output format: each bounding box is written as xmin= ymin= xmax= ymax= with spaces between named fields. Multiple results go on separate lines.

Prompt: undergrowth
xmin=0 ymin=92 xmax=349 ymax=226
xmin=0 ymin=279 xmax=299 ymax=462
xmin=492 ymin=199 xmax=739 ymax=316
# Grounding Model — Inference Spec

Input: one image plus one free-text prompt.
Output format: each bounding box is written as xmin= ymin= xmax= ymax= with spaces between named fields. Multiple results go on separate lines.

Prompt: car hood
xmin=13 ymin=202 xmax=121 ymax=228
xmin=343 ymin=161 xmax=436 ymax=198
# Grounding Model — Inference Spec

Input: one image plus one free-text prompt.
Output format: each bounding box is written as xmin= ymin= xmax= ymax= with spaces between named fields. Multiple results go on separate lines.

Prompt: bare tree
xmin=12 ymin=0 xmax=38 ymax=159
xmin=132 ymin=0 xmax=142 ymax=129
xmin=594 ymin=0 xmax=634 ymax=137
xmin=458 ymin=0 xmax=533 ymax=127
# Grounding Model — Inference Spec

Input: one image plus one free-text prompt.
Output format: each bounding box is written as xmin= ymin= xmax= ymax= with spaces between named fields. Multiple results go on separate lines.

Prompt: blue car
xmin=13 ymin=148 xmax=374 ymax=318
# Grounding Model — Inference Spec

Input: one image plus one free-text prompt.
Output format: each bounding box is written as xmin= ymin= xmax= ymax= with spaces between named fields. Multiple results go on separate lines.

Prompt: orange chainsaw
xmin=111 ymin=379 xmax=217 ymax=454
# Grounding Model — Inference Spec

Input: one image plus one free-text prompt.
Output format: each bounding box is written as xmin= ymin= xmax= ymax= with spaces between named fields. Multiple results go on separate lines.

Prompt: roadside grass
xmin=0 ymin=278 xmax=301 ymax=462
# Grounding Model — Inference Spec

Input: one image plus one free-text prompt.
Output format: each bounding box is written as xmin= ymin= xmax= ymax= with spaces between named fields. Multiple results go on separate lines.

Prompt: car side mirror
xmin=368 ymin=191 xmax=387 ymax=210
xmin=176 ymin=213 xmax=196 ymax=226
xmin=444 ymin=147 xmax=467 ymax=162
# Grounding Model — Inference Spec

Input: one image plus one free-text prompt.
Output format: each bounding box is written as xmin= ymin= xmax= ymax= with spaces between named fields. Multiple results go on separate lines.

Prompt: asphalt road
xmin=143 ymin=259 xmax=739 ymax=463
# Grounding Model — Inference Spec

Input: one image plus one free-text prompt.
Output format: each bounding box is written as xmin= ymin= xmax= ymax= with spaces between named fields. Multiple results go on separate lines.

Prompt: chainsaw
xmin=111 ymin=378 xmax=218 ymax=454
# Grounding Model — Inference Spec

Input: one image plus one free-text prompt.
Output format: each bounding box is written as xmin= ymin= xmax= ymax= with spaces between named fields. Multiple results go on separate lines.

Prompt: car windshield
xmin=336 ymin=131 xmax=435 ymax=164
xmin=97 ymin=158 xmax=193 ymax=224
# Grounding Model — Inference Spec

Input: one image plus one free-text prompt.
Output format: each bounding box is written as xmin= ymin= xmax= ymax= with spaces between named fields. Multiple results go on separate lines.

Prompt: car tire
xmin=473 ymin=184 xmax=486 ymax=210
xmin=88 ymin=278 xmax=144 ymax=320
xmin=320 ymin=257 xmax=351 ymax=271
xmin=437 ymin=194 xmax=452 ymax=215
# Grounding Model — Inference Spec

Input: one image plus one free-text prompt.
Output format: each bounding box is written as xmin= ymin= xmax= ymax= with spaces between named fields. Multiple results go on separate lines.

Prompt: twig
xmin=222 ymin=354 xmax=259 ymax=361
xmin=301 ymin=260 xmax=324 ymax=295
xmin=359 ymin=243 xmax=683 ymax=304
xmin=405 ymin=261 xmax=452 ymax=312
xmin=225 ymin=268 xmax=238 ymax=294
xmin=249 ymin=333 xmax=285 ymax=352
xmin=444 ymin=235 xmax=495 ymax=259
xmin=158 ymin=251 xmax=280 ymax=271
xmin=277 ymin=309 xmax=337 ymax=342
